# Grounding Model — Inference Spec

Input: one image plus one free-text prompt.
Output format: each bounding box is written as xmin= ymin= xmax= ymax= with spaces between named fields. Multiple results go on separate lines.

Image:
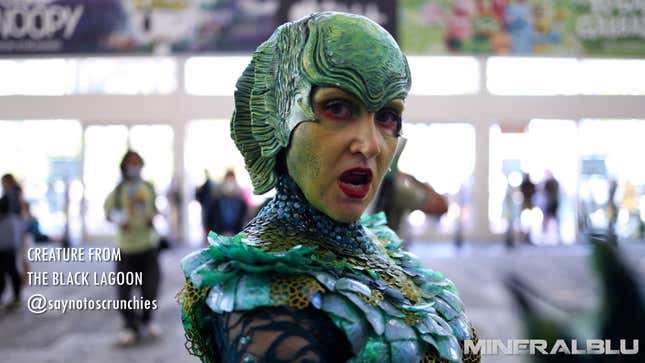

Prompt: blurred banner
xmin=0 ymin=0 xmax=394 ymax=55
xmin=0 ymin=0 xmax=642 ymax=56
xmin=399 ymin=0 xmax=645 ymax=56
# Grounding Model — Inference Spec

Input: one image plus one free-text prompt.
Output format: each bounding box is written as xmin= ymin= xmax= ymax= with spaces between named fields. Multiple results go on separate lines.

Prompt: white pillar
xmin=471 ymin=118 xmax=491 ymax=241
xmin=471 ymin=57 xmax=492 ymax=242
xmin=174 ymin=57 xmax=189 ymax=245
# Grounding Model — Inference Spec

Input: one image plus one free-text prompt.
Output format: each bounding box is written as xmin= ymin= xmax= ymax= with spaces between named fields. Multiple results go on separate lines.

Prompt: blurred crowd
xmin=0 ymin=173 xmax=64 ymax=311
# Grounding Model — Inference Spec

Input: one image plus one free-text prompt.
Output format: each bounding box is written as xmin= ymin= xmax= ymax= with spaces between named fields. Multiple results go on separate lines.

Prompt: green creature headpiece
xmin=231 ymin=11 xmax=412 ymax=194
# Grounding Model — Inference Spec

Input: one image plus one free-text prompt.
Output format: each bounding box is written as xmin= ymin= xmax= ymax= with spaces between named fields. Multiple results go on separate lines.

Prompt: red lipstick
xmin=338 ymin=168 xmax=373 ymax=198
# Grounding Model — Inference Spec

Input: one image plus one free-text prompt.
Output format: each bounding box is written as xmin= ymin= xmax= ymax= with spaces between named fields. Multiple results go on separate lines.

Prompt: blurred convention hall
xmin=0 ymin=1 xmax=644 ymax=363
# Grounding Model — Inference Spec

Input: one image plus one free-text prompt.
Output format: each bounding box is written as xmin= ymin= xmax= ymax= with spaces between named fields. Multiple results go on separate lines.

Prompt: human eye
xmin=320 ymin=99 xmax=355 ymax=120
xmin=374 ymin=107 xmax=402 ymax=136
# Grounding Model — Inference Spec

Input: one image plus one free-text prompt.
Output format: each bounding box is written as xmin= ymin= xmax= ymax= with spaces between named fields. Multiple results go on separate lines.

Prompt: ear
xmin=275 ymin=149 xmax=288 ymax=177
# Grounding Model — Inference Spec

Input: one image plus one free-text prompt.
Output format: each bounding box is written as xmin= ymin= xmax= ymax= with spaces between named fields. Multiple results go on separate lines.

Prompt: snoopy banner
xmin=399 ymin=0 xmax=645 ymax=56
xmin=0 ymin=0 xmax=394 ymax=55
xmin=0 ymin=0 xmax=281 ymax=54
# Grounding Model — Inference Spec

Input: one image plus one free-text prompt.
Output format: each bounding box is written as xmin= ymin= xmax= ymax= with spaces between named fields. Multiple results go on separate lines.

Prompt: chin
xmin=320 ymin=192 xmax=372 ymax=223
xmin=332 ymin=215 xmax=361 ymax=224
xmin=328 ymin=205 xmax=365 ymax=223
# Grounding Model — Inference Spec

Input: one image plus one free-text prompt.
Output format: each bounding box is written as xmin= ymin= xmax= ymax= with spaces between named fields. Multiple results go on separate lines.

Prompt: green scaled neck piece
xmin=179 ymin=176 xmax=475 ymax=363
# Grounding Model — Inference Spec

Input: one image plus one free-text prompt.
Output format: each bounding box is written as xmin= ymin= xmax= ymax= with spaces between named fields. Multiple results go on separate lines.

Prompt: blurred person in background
xmin=1 ymin=174 xmax=33 ymax=294
xmin=374 ymin=149 xmax=448 ymax=238
xmin=205 ymin=169 xmax=248 ymax=237
xmin=503 ymin=177 xmax=521 ymax=246
xmin=195 ymin=169 xmax=217 ymax=244
xmin=23 ymin=201 xmax=65 ymax=245
xmin=540 ymin=170 xmax=560 ymax=239
xmin=0 ymin=196 xmax=25 ymax=311
xmin=519 ymin=172 xmax=536 ymax=211
xmin=166 ymin=174 xmax=183 ymax=244
xmin=1 ymin=174 xmax=60 ymax=291
xmin=19 ymin=201 xmax=67 ymax=286
xmin=104 ymin=150 xmax=161 ymax=346
xmin=607 ymin=178 xmax=618 ymax=236
xmin=1 ymin=173 xmax=26 ymax=216
xmin=622 ymin=180 xmax=645 ymax=240
xmin=519 ymin=172 xmax=536 ymax=242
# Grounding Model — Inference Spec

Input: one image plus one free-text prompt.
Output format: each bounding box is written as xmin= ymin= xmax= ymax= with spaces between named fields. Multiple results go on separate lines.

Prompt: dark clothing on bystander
xmin=116 ymin=248 xmax=160 ymax=332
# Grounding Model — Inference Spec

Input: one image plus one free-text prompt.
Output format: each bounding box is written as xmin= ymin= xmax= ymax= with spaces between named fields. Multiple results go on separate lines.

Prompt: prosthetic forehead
xmin=231 ymin=12 xmax=411 ymax=194
xmin=301 ymin=13 xmax=411 ymax=112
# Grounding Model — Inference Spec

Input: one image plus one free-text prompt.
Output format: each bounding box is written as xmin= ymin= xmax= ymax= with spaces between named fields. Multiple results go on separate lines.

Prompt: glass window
xmin=407 ymin=56 xmax=480 ymax=95
xmin=0 ymin=59 xmax=77 ymax=96
xmin=83 ymin=124 xmax=175 ymax=240
xmin=83 ymin=125 xmax=129 ymax=238
xmin=129 ymin=125 xmax=175 ymax=237
xmin=0 ymin=120 xmax=82 ymax=240
xmin=488 ymin=125 xmax=528 ymax=235
xmin=77 ymin=57 xmax=177 ymax=94
xmin=487 ymin=57 xmax=580 ymax=95
xmin=579 ymin=59 xmax=645 ymax=96
xmin=489 ymin=120 xmax=578 ymax=244
xmin=578 ymin=119 xmax=645 ymax=239
xmin=185 ymin=55 xmax=481 ymax=96
xmin=185 ymin=56 xmax=252 ymax=96
xmin=185 ymin=119 xmax=258 ymax=245
xmin=0 ymin=57 xmax=178 ymax=95
xmin=129 ymin=125 xmax=174 ymax=193
xmin=185 ymin=119 xmax=251 ymax=189
xmin=398 ymin=123 xmax=476 ymax=238
xmin=487 ymin=57 xmax=645 ymax=96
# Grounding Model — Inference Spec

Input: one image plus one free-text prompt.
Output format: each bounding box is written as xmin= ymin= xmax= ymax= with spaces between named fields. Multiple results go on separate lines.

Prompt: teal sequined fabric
xmin=180 ymin=175 xmax=474 ymax=363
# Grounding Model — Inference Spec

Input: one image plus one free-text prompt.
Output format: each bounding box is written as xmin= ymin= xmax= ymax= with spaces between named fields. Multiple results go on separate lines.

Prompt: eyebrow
xmin=314 ymin=87 xmax=358 ymax=102
xmin=388 ymin=100 xmax=405 ymax=113
xmin=315 ymin=88 xmax=405 ymax=113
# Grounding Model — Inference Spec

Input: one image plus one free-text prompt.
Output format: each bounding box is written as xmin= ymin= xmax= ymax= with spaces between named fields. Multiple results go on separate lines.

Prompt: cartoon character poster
xmin=399 ymin=0 xmax=645 ymax=56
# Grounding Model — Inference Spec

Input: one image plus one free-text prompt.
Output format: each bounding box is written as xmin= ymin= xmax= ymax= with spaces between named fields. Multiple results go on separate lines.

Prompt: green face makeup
xmin=231 ymin=11 xmax=411 ymax=195
xmin=286 ymin=87 xmax=401 ymax=222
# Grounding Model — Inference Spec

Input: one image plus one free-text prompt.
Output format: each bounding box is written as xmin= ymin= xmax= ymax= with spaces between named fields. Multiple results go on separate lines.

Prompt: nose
xmin=349 ymin=114 xmax=381 ymax=159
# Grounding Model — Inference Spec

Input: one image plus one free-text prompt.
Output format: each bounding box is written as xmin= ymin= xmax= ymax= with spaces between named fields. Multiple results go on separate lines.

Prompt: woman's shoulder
xmin=179 ymin=231 xmax=324 ymax=312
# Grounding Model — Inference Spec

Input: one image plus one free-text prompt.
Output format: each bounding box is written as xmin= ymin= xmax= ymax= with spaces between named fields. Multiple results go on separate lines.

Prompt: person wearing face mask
xmin=104 ymin=150 xmax=161 ymax=346
xmin=178 ymin=12 xmax=479 ymax=363
xmin=205 ymin=169 xmax=249 ymax=237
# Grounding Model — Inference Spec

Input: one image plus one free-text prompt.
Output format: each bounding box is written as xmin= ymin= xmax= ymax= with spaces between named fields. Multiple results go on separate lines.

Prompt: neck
xmin=255 ymin=174 xmax=374 ymax=254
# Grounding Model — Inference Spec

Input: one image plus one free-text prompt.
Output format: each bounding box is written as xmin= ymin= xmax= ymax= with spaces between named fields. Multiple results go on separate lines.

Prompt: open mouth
xmin=337 ymin=168 xmax=373 ymax=198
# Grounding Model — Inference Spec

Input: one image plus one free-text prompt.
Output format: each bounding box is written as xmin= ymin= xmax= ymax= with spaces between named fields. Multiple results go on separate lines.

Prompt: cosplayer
xmin=178 ymin=12 xmax=479 ymax=363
